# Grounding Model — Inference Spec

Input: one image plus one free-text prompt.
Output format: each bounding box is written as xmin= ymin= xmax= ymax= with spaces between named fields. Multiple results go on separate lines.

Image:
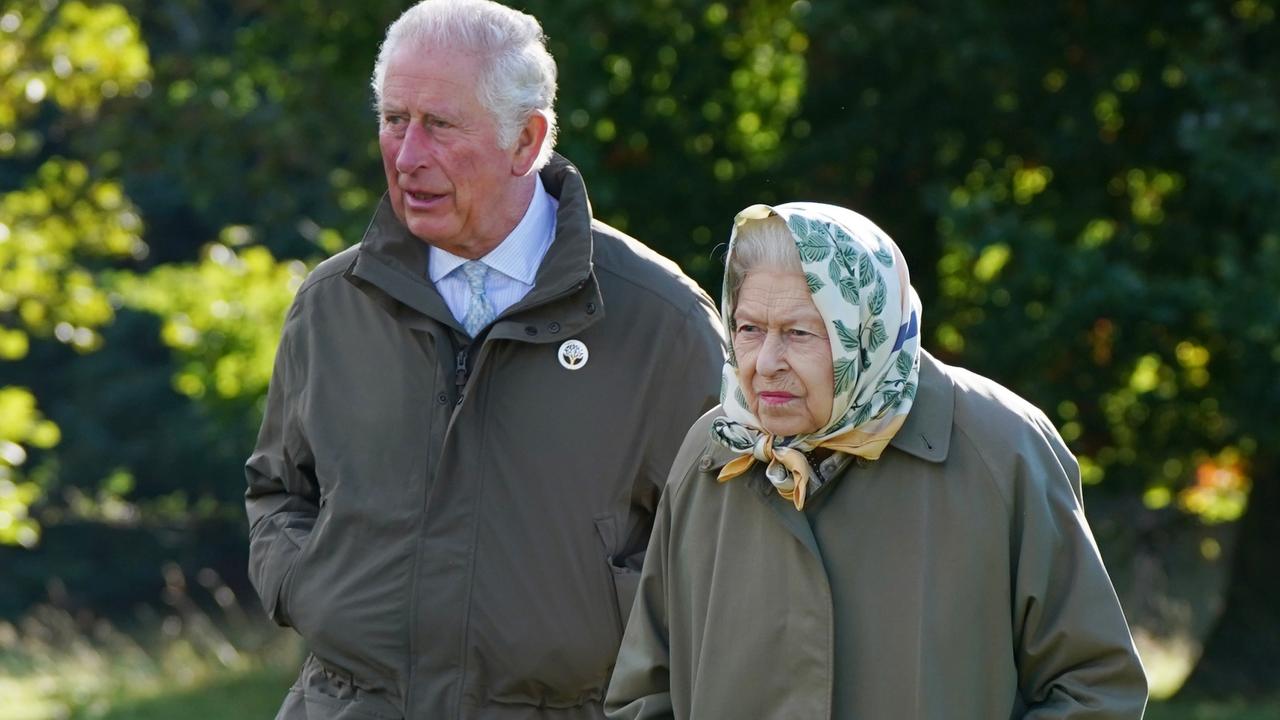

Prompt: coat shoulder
xmin=939 ymin=359 xmax=1063 ymax=452
xmin=590 ymin=219 xmax=715 ymax=318
xmin=933 ymin=358 xmax=1078 ymax=506
xmin=295 ymin=244 xmax=360 ymax=299
xmin=664 ymin=406 xmax=724 ymax=497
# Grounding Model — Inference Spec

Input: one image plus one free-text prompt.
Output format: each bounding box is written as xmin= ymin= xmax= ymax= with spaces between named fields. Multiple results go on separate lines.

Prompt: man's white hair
xmin=372 ymin=0 xmax=558 ymax=170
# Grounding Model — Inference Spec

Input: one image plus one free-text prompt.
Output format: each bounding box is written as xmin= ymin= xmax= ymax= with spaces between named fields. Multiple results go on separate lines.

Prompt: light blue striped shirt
xmin=428 ymin=174 xmax=558 ymax=330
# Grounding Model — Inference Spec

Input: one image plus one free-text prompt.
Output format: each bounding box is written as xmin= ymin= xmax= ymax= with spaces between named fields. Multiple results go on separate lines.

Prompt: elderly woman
xmin=604 ymin=203 xmax=1148 ymax=719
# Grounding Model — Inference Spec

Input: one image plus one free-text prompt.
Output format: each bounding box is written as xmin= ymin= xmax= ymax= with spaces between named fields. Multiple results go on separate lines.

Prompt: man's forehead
xmin=380 ymin=52 xmax=478 ymax=106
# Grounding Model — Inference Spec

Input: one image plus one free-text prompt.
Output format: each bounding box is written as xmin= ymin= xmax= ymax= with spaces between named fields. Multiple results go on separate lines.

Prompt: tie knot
xmin=462 ymin=260 xmax=488 ymax=293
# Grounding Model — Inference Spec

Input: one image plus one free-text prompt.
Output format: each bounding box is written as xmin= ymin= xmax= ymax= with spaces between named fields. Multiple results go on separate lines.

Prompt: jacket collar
xmin=889 ymin=350 xmax=952 ymax=462
xmin=344 ymin=153 xmax=604 ymax=342
xmin=699 ymin=350 xmax=954 ymax=472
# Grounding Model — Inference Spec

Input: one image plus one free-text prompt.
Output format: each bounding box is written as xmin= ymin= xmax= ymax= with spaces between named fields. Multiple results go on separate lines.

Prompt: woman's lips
xmin=758 ymin=391 xmax=797 ymax=406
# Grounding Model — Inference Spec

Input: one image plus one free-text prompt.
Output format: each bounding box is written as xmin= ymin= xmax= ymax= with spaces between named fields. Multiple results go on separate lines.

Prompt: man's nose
xmin=756 ymin=332 xmax=789 ymax=376
xmin=395 ymin=122 xmax=431 ymax=174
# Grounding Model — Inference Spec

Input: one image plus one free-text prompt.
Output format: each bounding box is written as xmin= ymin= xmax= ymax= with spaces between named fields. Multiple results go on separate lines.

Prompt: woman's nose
xmin=756 ymin=332 xmax=789 ymax=375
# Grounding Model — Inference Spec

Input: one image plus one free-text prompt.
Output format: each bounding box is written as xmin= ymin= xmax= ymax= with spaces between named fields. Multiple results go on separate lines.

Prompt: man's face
xmin=378 ymin=45 xmax=528 ymax=258
xmin=732 ymin=268 xmax=835 ymax=437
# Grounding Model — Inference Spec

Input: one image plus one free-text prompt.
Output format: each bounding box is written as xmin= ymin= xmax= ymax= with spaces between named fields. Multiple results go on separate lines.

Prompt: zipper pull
xmin=455 ymin=346 xmax=470 ymax=389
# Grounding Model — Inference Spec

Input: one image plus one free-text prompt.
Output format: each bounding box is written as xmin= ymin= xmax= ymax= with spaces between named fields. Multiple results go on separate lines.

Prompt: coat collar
xmin=344 ymin=153 xmax=604 ymax=342
xmin=699 ymin=350 xmax=954 ymax=472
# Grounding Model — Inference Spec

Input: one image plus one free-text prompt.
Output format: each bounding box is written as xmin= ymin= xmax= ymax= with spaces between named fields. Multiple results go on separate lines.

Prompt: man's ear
xmin=510 ymin=112 xmax=549 ymax=176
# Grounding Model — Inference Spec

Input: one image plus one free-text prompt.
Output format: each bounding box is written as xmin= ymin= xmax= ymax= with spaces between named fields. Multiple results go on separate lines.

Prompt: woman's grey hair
xmin=371 ymin=0 xmax=559 ymax=169
xmin=725 ymin=215 xmax=804 ymax=318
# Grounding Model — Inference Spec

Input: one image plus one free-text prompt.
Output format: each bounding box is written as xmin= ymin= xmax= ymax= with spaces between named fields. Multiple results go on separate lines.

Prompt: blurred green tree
xmin=1 ymin=0 xmax=150 ymax=547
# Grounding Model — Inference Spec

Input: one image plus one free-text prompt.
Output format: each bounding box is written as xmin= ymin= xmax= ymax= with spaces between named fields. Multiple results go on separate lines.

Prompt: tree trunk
xmin=1180 ymin=459 xmax=1280 ymax=697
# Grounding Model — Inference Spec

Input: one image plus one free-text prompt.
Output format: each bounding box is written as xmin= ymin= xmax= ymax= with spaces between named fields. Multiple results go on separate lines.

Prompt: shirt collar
xmin=428 ymin=173 xmax=558 ymax=285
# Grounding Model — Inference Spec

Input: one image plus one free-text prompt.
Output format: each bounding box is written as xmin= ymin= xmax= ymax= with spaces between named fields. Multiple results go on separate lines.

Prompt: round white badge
xmin=558 ymin=339 xmax=589 ymax=370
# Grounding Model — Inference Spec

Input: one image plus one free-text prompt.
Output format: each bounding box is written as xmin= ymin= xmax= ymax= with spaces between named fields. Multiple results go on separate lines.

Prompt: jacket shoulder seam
xmin=952 ymin=420 xmax=1015 ymax=515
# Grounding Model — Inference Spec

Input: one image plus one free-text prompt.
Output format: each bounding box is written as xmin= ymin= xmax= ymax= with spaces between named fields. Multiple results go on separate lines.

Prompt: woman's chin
xmin=758 ymin=414 xmax=819 ymax=437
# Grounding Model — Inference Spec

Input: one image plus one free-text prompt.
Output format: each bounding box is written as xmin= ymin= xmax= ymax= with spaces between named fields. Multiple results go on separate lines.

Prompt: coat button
xmin=525 ymin=326 xmax=538 ymax=336
xmin=548 ymin=321 xmax=561 ymax=334
xmin=585 ymin=302 xmax=597 ymax=315
xmin=698 ymin=456 xmax=714 ymax=471
xmin=436 ymin=393 xmax=448 ymax=405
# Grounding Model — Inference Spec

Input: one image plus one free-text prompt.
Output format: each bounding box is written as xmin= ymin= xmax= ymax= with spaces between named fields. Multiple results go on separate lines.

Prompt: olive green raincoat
xmin=246 ymin=155 xmax=725 ymax=719
xmin=606 ymin=351 xmax=1148 ymax=719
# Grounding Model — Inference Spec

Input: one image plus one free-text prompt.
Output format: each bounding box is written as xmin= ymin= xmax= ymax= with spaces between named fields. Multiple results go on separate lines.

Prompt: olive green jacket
xmin=245 ymin=155 xmax=725 ymax=719
xmin=605 ymin=351 xmax=1148 ymax=720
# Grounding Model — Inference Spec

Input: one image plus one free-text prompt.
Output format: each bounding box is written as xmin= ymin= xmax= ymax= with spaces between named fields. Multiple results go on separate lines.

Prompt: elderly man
xmin=244 ymin=1 xmax=724 ymax=718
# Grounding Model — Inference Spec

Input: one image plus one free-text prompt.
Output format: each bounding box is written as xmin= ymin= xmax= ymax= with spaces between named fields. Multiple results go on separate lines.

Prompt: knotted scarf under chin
xmin=712 ymin=415 xmax=907 ymax=511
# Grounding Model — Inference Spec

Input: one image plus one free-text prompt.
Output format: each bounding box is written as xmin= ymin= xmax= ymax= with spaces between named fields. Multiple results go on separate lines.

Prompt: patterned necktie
xmin=461 ymin=260 xmax=495 ymax=337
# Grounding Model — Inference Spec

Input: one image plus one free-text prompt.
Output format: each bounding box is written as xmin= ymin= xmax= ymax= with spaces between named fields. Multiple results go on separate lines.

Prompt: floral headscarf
xmin=712 ymin=202 xmax=923 ymax=509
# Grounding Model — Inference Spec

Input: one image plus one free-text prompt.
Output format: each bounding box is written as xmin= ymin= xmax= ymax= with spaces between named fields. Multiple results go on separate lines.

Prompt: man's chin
xmin=405 ymin=218 xmax=455 ymax=249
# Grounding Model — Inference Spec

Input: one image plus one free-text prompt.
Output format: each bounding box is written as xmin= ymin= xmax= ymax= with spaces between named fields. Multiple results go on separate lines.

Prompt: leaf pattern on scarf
xmin=858 ymin=252 xmax=875 ymax=289
xmin=874 ymin=246 xmax=895 ymax=267
xmin=867 ymin=319 xmax=888 ymax=353
xmin=833 ymin=357 xmax=857 ymax=397
xmin=805 ymin=272 xmax=825 ymax=294
xmin=880 ymin=389 xmax=902 ymax=410
xmin=838 ymin=274 xmax=860 ymax=304
xmin=850 ymin=401 xmax=874 ymax=427
xmin=797 ymin=235 xmax=833 ymax=263
xmin=833 ymin=231 xmax=858 ymax=263
xmin=869 ymin=275 xmax=887 ymax=315
xmin=833 ymin=319 xmax=860 ymax=353
xmin=790 ymin=215 xmax=835 ymax=263
xmin=828 ymin=258 xmax=844 ymax=281
xmin=787 ymin=214 xmax=811 ymax=239
xmin=895 ymin=350 xmax=914 ymax=379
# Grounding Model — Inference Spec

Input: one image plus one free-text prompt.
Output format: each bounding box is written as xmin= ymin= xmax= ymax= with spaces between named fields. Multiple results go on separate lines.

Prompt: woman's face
xmin=732 ymin=268 xmax=835 ymax=436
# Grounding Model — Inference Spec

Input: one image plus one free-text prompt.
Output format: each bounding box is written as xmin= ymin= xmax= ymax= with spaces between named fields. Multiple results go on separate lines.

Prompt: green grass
xmin=52 ymin=673 xmax=1280 ymax=720
xmin=81 ymin=670 xmax=293 ymax=720
xmin=0 ymin=566 xmax=301 ymax=720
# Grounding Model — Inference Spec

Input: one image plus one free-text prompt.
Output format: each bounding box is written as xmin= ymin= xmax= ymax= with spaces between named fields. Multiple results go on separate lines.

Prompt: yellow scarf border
xmin=717 ymin=414 xmax=907 ymax=510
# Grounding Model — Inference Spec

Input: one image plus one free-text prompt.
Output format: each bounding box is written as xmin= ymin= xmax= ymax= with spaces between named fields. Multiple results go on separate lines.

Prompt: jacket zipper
xmin=454 ymin=345 xmax=469 ymax=403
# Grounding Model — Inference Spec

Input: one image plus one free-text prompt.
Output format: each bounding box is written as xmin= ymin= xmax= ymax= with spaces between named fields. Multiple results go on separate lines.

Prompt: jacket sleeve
xmin=1013 ymin=415 xmax=1149 ymax=718
xmin=245 ymin=297 xmax=319 ymax=628
xmin=615 ymin=296 xmax=725 ymax=573
xmin=604 ymin=481 xmax=676 ymax=720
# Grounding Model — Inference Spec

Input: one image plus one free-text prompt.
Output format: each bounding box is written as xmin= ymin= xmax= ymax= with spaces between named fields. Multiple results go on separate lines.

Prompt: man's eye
xmin=736 ymin=324 xmax=760 ymax=334
xmin=383 ymin=115 xmax=405 ymax=126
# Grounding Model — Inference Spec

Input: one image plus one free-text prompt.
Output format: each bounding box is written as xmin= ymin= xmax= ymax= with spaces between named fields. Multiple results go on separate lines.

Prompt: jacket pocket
xmin=275 ymin=524 xmax=310 ymax=626
xmin=594 ymin=515 xmax=641 ymax=634
xmin=300 ymin=655 xmax=401 ymax=720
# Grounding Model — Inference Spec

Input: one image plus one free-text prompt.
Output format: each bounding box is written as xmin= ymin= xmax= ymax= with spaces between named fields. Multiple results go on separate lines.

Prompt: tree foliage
xmin=1 ymin=0 xmax=150 ymax=547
